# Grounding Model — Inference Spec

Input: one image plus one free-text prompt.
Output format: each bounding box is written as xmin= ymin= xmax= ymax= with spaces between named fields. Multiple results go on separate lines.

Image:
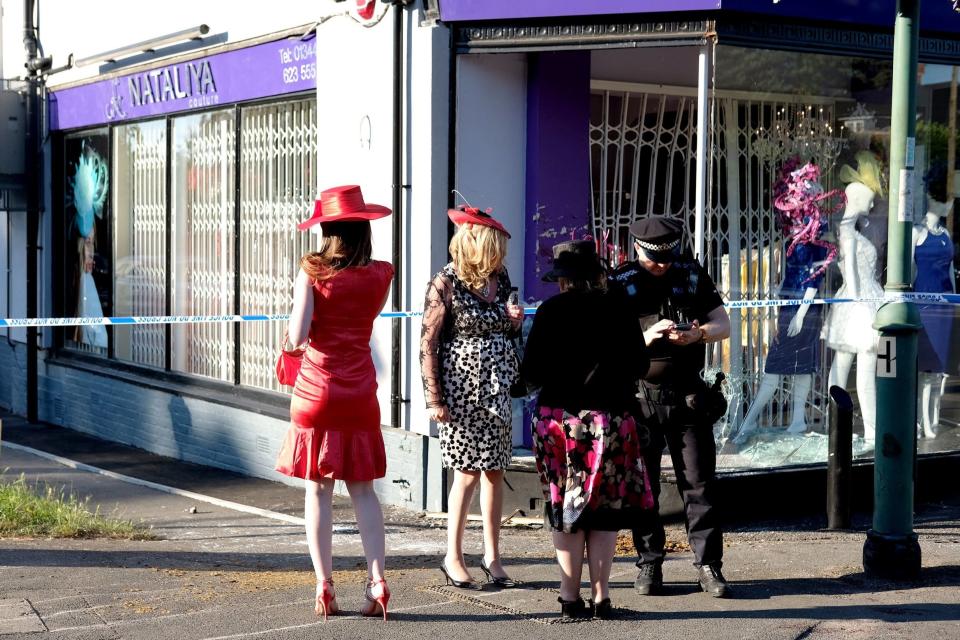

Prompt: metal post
xmin=863 ymin=0 xmax=922 ymax=580
xmin=693 ymin=43 xmax=711 ymax=262
xmin=23 ymin=0 xmax=39 ymax=424
xmin=827 ymin=385 xmax=853 ymax=530
xmin=389 ymin=1 xmax=405 ymax=431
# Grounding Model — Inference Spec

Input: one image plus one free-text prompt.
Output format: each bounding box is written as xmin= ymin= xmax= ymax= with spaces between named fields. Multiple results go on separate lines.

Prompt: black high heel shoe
xmin=440 ymin=561 xmax=480 ymax=590
xmin=479 ymin=559 xmax=518 ymax=588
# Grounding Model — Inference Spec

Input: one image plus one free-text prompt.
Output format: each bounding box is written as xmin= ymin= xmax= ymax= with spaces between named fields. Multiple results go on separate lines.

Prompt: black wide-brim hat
xmin=629 ymin=216 xmax=684 ymax=263
xmin=542 ymin=239 xmax=604 ymax=282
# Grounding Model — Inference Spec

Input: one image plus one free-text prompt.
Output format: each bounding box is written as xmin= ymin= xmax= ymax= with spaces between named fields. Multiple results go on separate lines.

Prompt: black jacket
xmin=521 ymin=288 xmax=650 ymax=414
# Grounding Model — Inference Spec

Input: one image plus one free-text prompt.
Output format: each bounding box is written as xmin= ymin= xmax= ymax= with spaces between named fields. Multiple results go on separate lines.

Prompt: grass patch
xmin=0 ymin=473 xmax=156 ymax=540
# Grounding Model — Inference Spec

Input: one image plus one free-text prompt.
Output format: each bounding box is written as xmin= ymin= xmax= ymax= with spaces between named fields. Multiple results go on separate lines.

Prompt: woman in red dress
xmin=275 ymin=185 xmax=394 ymax=622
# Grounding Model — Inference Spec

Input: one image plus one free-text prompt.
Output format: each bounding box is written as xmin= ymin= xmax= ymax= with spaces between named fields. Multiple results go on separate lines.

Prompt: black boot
xmin=558 ymin=596 xmax=591 ymax=619
xmin=590 ymin=598 xmax=614 ymax=619
xmin=634 ymin=562 xmax=663 ymax=595
xmin=697 ymin=564 xmax=729 ymax=598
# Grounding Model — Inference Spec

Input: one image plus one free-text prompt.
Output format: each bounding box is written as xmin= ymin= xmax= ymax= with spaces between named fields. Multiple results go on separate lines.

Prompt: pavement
xmin=1 ymin=415 xmax=960 ymax=639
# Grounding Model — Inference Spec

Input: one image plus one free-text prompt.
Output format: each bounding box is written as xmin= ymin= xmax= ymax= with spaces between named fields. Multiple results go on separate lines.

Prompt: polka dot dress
xmin=434 ymin=264 xmax=518 ymax=470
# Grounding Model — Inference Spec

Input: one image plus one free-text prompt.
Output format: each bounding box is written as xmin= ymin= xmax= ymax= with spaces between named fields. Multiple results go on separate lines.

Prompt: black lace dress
xmin=419 ymin=264 xmax=519 ymax=470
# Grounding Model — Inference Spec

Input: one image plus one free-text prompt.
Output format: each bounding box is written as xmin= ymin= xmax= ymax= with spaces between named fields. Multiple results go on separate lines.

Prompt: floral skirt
xmin=532 ymin=406 xmax=654 ymax=533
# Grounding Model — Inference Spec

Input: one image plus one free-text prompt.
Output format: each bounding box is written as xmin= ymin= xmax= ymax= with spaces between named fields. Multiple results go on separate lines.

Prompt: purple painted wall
xmin=523 ymin=50 xmax=591 ymax=447
xmin=438 ymin=0 xmax=960 ymax=34
xmin=49 ymin=36 xmax=317 ymax=131
xmin=524 ymin=50 xmax=591 ymax=306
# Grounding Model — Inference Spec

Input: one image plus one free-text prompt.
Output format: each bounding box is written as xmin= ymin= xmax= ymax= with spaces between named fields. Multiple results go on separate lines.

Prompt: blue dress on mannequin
xmin=765 ymin=243 xmax=827 ymax=375
xmin=914 ymin=230 xmax=954 ymax=373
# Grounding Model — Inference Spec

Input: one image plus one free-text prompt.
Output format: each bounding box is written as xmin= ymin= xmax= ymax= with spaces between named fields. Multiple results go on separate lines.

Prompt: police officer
xmin=608 ymin=216 xmax=731 ymax=598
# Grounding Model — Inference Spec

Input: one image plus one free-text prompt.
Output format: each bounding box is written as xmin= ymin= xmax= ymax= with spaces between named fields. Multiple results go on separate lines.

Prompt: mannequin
xmin=70 ymin=140 xmax=109 ymax=349
xmin=823 ymin=168 xmax=884 ymax=444
xmin=912 ymin=198 xmax=955 ymax=439
xmin=735 ymin=161 xmax=839 ymax=445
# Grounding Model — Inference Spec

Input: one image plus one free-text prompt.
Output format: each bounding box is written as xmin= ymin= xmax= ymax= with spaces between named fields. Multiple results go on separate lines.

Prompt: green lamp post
xmin=863 ymin=0 xmax=922 ymax=580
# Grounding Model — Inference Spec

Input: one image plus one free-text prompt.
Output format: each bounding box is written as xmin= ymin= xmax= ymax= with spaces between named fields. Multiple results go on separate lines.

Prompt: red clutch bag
xmin=276 ymin=333 xmax=305 ymax=386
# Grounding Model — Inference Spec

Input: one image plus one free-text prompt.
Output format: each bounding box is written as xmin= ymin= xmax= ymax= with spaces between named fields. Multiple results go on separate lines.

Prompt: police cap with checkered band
xmin=629 ymin=216 xmax=684 ymax=263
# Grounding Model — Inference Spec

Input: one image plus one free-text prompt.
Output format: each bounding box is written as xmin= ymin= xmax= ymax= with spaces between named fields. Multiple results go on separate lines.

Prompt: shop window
xmin=64 ymin=130 xmax=112 ymax=356
xmin=711 ymin=47 xmax=960 ymax=468
xmin=587 ymin=45 xmax=959 ymax=470
xmin=170 ymin=110 xmax=237 ymax=382
xmin=238 ymin=99 xmax=317 ymax=392
xmin=113 ymin=121 xmax=167 ymax=368
xmin=60 ymin=96 xmax=317 ymax=395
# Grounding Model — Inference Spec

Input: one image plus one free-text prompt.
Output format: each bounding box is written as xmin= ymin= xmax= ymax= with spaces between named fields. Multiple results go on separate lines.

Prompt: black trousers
xmin=631 ymin=398 xmax=723 ymax=568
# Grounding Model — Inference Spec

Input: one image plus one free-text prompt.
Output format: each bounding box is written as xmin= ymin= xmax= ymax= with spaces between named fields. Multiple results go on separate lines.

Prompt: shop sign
xmin=50 ymin=36 xmax=317 ymax=131
xmin=437 ymin=0 xmax=960 ymax=34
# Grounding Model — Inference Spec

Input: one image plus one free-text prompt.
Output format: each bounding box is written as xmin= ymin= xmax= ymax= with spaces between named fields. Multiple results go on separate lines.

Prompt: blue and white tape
xmin=1 ymin=294 xmax=957 ymax=328
xmin=724 ymin=292 xmax=960 ymax=310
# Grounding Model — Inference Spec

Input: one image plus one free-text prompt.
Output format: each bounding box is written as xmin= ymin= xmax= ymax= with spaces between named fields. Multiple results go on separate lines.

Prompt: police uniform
xmin=608 ymin=216 xmax=729 ymax=597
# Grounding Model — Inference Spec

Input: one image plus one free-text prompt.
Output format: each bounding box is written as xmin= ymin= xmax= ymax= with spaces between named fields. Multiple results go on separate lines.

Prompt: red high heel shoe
xmin=315 ymin=578 xmax=340 ymax=621
xmin=360 ymin=578 xmax=390 ymax=621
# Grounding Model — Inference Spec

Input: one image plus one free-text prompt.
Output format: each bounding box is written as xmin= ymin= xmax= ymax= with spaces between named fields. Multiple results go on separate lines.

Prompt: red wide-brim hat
xmin=298 ymin=185 xmax=392 ymax=230
xmin=447 ymin=205 xmax=511 ymax=238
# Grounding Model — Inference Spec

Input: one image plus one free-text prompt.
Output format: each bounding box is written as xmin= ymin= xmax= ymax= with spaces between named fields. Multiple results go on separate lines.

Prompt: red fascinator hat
xmin=447 ymin=205 xmax=511 ymax=239
xmin=297 ymin=185 xmax=392 ymax=231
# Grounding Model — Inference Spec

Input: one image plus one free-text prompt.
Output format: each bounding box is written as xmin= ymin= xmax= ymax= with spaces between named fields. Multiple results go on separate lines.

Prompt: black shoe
xmin=634 ymin=562 xmax=663 ymax=595
xmin=440 ymin=561 xmax=480 ymax=590
xmin=697 ymin=564 xmax=729 ymax=598
xmin=479 ymin=559 xmax=518 ymax=588
xmin=558 ymin=596 xmax=591 ymax=620
xmin=589 ymin=598 xmax=614 ymax=620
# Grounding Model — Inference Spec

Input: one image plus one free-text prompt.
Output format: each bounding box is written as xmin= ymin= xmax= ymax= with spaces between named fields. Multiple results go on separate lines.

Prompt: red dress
xmin=275 ymin=260 xmax=394 ymax=481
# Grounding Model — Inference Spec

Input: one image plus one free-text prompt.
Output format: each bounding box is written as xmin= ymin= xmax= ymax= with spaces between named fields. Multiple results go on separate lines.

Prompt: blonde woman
xmin=420 ymin=205 xmax=523 ymax=589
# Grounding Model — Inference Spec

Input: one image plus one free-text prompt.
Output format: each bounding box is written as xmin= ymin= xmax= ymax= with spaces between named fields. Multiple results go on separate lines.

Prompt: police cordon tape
xmin=723 ymin=291 xmax=960 ymax=309
xmin=1 ymin=292 xmax=958 ymax=328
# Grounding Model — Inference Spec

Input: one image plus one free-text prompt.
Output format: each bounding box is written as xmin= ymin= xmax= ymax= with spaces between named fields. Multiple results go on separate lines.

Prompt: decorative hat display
xmin=297 ymin=185 xmax=392 ymax=231
xmin=772 ymin=158 xmax=841 ymax=285
xmin=628 ymin=216 xmax=685 ymax=263
xmin=838 ymin=151 xmax=885 ymax=197
xmin=542 ymin=239 xmax=604 ymax=283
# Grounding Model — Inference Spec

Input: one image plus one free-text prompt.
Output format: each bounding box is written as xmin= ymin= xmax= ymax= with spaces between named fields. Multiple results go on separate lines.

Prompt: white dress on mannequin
xmin=823 ymin=182 xmax=881 ymax=443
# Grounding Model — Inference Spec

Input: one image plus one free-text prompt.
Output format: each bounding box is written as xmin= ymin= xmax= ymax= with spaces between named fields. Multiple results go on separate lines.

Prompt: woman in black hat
xmin=520 ymin=240 xmax=653 ymax=619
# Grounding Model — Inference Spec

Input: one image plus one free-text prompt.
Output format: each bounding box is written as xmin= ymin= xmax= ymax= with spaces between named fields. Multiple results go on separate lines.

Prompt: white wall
xmin=455 ymin=54 xmax=527 ymax=295
xmin=1 ymin=0 xmax=326 ymax=85
xmin=455 ymin=53 xmax=527 ymax=445
xmin=405 ymin=12 xmax=452 ymax=437
xmin=314 ymin=7 xmax=451 ymax=435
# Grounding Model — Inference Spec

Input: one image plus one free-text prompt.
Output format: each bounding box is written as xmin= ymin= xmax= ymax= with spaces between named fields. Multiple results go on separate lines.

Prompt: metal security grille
xmin=238 ymin=99 xmax=317 ymax=392
xmin=114 ymin=122 xmax=166 ymax=368
xmin=589 ymin=89 xmax=697 ymax=266
xmin=171 ymin=111 xmax=236 ymax=383
xmin=589 ymin=84 xmax=838 ymax=435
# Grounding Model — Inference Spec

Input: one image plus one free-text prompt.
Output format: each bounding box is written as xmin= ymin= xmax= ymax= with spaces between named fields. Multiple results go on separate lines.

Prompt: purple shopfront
xmin=437 ymin=1 xmax=960 ymax=464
